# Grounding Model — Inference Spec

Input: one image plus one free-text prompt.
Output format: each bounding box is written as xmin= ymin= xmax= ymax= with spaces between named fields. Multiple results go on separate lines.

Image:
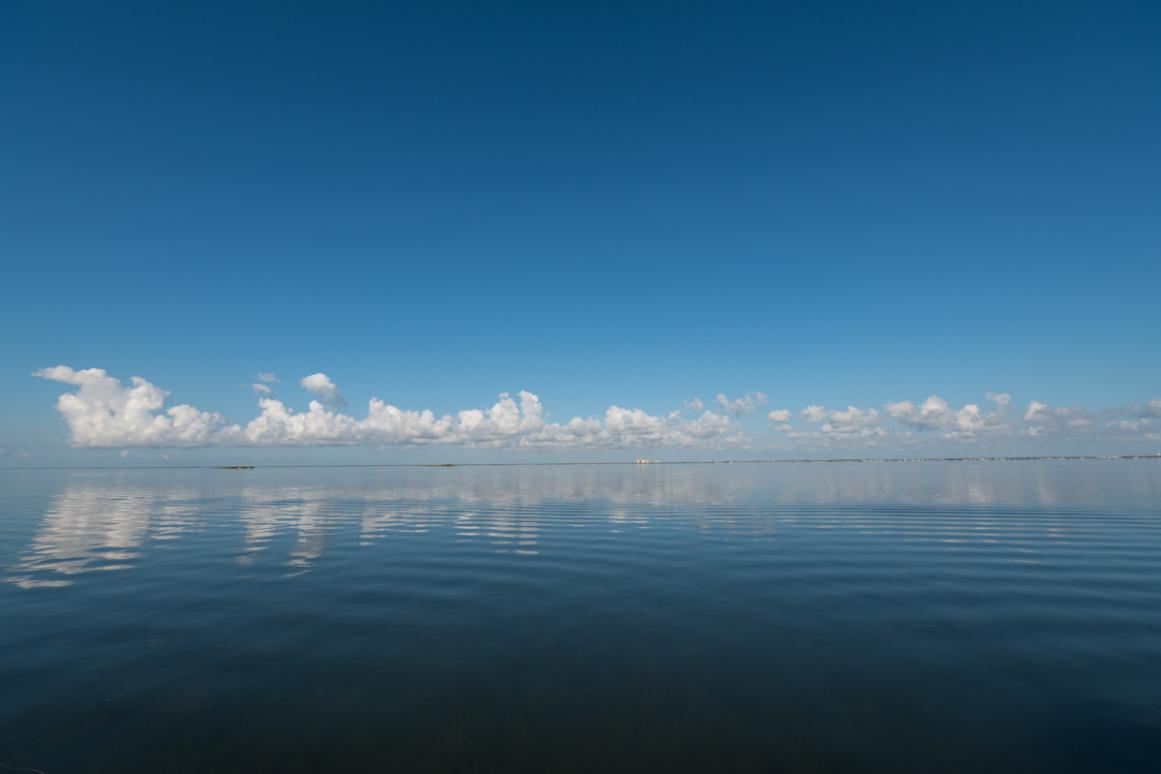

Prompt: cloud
xmin=1020 ymin=400 xmax=1096 ymax=435
xmin=785 ymin=404 xmax=885 ymax=437
xmin=1012 ymin=398 xmax=1161 ymax=441
xmin=32 ymin=367 xmax=1161 ymax=452
xmin=684 ymin=397 xmax=704 ymax=412
xmin=1023 ymin=400 xmax=1083 ymax=424
xmin=258 ymin=373 xmax=279 ymax=383
xmin=33 ymin=367 xmax=234 ymax=447
xmin=820 ymin=406 xmax=884 ymax=437
xmin=239 ymin=395 xmax=740 ymax=449
xmin=714 ymin=391 xmax=767 ymax=415
xmin=884 ymin=396 xmax=1006 ymax=438
xmin=800 ymin=405 xmax=826 ymax=422
xmin=1135 ymin=399 xmax=1161 ymax=418
xmin=300 ymin=373 xmax=346 ymax=408
xmin=986 ymin=392 xmax=1011 ymax=407
xmin=35 ymin=367 xmax=737 ymax=449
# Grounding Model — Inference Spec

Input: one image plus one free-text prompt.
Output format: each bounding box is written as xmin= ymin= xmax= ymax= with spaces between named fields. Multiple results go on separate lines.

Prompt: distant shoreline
xmin=1 ymin=454 xmax=1159 ymax=472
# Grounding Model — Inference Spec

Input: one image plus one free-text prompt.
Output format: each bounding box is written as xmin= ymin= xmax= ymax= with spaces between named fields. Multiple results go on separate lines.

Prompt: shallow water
xmin=1 ymin=461 xmax=1159 ymax=772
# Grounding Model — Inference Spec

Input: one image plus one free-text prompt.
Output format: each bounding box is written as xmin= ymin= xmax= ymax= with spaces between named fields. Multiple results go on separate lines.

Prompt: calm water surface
xmin=1 ymin=462 xmax=1159 ymax=772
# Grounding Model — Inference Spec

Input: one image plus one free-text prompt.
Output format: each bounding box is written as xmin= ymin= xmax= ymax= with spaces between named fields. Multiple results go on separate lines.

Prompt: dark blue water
xmin=2 ymin=462 xmax=1159 ymax=773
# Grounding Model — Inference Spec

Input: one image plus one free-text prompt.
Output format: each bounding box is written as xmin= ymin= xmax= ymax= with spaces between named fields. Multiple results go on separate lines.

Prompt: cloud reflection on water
xmin=6 ymin=462 xmax=1159 ymax=588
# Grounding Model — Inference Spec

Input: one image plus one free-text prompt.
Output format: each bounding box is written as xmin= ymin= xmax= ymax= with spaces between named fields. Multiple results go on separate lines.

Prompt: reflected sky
xmin=5 ymin=486 xmax=201 ymax=588
xmin=1 ymin=462 xmax=1160 ymax=773
xmin=4 ymin=461 xmax=1159 ymax=589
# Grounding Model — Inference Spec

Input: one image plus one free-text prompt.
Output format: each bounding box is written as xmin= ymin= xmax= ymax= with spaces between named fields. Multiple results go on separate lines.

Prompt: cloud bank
xmin=32 ymin=366 xmax=1161 ymax=451
xmin=34 ymin=367 xmax=739 ymax=449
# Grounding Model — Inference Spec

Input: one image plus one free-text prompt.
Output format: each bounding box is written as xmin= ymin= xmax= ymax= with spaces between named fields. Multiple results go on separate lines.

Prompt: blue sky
xmin=2 ymin=1 xmax=1159 ymax=464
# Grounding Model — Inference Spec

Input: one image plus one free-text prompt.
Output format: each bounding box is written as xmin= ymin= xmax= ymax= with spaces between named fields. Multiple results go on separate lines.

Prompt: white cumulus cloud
xmin=986 ymin=391 xmax=1011 ymax=407
xmin=33 ymin=366 xmax=235 ymax=447
xmin=1023 ymin=400 xmax=1082 ymax=423
xmin=884 ymin=395 xmax=1006 ymax=438
xmin=35 ymin=367 xmax=738 ymax=450
xmin=714 ymin=391 xmax=767 ymax=415
xmin=800 ymin=405 xmax=826 ymax=422
xmin=786 ymin=404 xmax=884 ymax=437
xmin=31 ymin=368 xmax=1161 ymax=453
xmin=300 ymin=373 xmax=346 ymax=408
xmin=821 ymin=406 xmax=884 ymax=436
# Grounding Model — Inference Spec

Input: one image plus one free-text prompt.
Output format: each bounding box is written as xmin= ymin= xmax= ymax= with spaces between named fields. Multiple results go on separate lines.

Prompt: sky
xmin=1 ymin=1 xmax=1159 ymax=465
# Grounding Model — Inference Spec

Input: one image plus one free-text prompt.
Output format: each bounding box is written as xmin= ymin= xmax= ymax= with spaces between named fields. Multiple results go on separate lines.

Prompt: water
xmin=1 ymin=461 xmax=1159 ymax=773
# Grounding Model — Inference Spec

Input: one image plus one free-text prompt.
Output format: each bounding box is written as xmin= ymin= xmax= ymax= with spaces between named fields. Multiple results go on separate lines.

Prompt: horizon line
xmin=2 ymin=454 xmax=1160 ymax=472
